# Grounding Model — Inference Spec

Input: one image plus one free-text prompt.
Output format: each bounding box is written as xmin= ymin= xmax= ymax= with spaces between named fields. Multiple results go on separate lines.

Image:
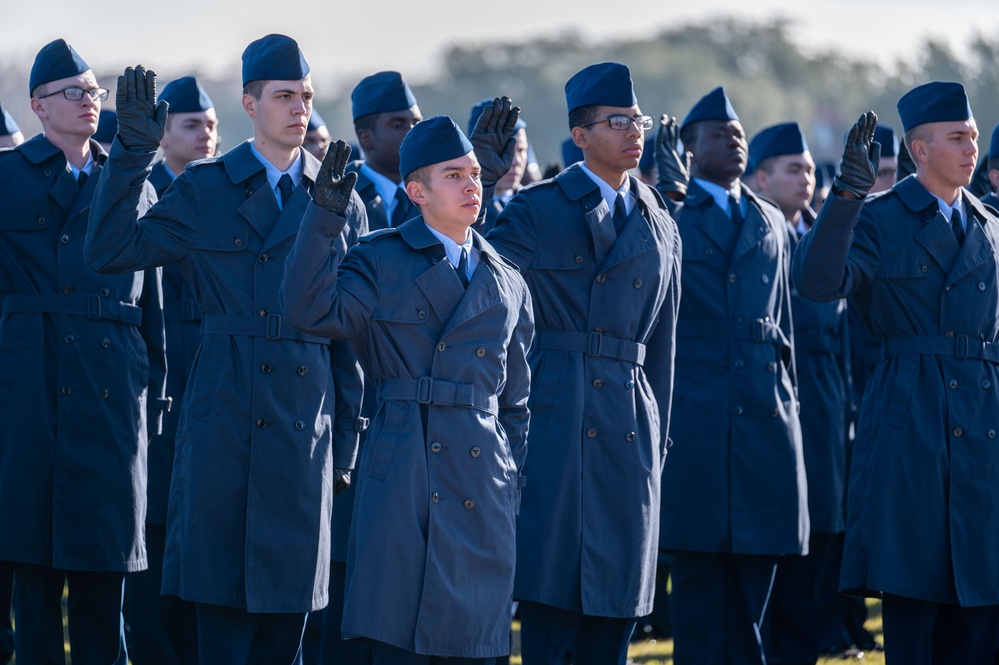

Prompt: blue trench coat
xmin=661 ymin=180 xmax=808 ymax=556
xmin=281 ymin=208 xmax=533 ymax=657
xmin=0 ymin=135 xmax=166 ymax=572
xmin=792 ymin=176 xmax=999 ymax=606
xmin=486 ymin=164 xmax=682 ymax=618
xmin=85 ymin=139 xmax=364 ymax=612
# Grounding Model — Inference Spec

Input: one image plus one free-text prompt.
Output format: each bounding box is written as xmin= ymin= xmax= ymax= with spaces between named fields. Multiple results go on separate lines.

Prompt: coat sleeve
xmin=792 ymin=194 xmax=881 ymax=302
xmin=500 ymin=281 xmax=533 ymax=475
xmin=484 ymin=192 xmax=539 ymax=270
xmin=86 ymin=140 xmax=199 ymax=274
xmin=281 ymin=197 xmax=380 ymax=340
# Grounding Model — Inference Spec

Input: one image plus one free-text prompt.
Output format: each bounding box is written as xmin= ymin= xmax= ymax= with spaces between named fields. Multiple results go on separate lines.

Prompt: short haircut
xmin=568 ymin=105 xmax=601 ymax=131
xmin=903 ymin=125 xmax=932 ymax=156
xmin=30 ymin=82 xmax=49 ymax=99
xmin=754 ymin=155 xmax=778 ymax=175
xmin=354 ymin=112 xmax=379 ymax=135
xmin=404 ymin=164 xmax=431 ymax=187
xmin=242 ymin=80 xmax=266 ymax=100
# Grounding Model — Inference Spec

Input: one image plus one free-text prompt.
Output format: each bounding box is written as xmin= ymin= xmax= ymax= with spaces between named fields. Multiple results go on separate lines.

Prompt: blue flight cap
xmin=565 ymin=62 xmax=638 ymax=115
xmin=748 ymin=122 xmax=809 ymax=172
xmin=30 ymin=39 xmax=90 ymax=95
xmin=561 ymin=137 xmax=583 ymax=166
xmin=308 ymin=109 xmax=326 ymax=131
xmin=0 ymin=101 xmax=20 ymax=136
xmin=897 ymin=81 xmax=972 ymax=133
xmin=93 ymin=110 xmax=117 ymax=145
xmin=989 ymin=122 xmax=999 ymax=162
xmin=467 ymin=98 xmax=527 ymax=136
xmin=399 ymin=115 xmax=474 ymax=180
xmin=241 ymin=34 xmax=310 ymax=86
xmin=814 ymin=162 xmax=836 ymax=190
xmin=160 ymin=76 xmax=213 ymax=114
xmin=639 ymin=138 xmax=655 ymax=174
xmin=873 ymin=125 xmax=898 ymax=157
xmin=351 ymin=71 xmax=417 ymax=120
xmin=682 ymin=86 xmax=739 ymax=130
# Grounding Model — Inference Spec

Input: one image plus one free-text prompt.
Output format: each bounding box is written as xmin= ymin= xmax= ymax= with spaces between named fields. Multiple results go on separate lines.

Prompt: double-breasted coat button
xmin=771 ymin=408 xmax=779 ymax=417
xmin=43 ymin=169 xmax=52 ymax=176
xmin=261 ymin=364 xmax=272 ymax=374
xmin=417 ymin=310 xmax=426 ymax=319
xmin=430 ymin=442 xmax=442 ymax=453
xmin=587 ymin=428 xmax=598 ymax=438
xmin=470 ymin=447 xmax=481 ymax=457
xmin=592 ymin=378 xmax=604 ymax=388
xmin=101 ymin=338 xmax=111 ymax=348
xmin=476 ymin=347 xmax=486 ymax=357
xmin=100 ymin=288 xmax=110 ymax=297
xmin=625 ymin=432 xmax=636 ymax=442
xmin=61 ymin=386 xmax=71 ymax=395
xmin=575 ymin=256 xmax=583 ymax=264
xmin=432 ymin=492 xmax=440 ymax=503
xmin=258 ymin=254 xmax=269 ymax=264
xmin=259 ymin=309 xmax=269 ymax=317
xmin=625 ymin=380 xmax=635 ymax=390
xmin=705 ymin=248 xmax=714 ymax=256
xmin=295 ymin=420 xmax=305 ymax=430
xmin=980 ymin=282 xmax=988 ymax=291
xmin=234 ymin=238 xmax=244 ymax=247
xmin=921 ymin=264 xmax=928 ymax=273
xmin=37 ymin=217 xmax=46 ymax=225
xmin=596 ymin=274 xmax=606 ymax=283
xmin=734 ymin=360 xmax=744 ymax=368
xmin=463 ymin=499 xmax=475 ymax=509
xmin=766 ymin=362 xmax=776 ymax=372
xmin=949 ymin=380 xmax=958 ymax=389
xmin=634 ymin=279 xmax=643 ymax=288
xmin=256 ymin=418 xmax=267 ymax=428
xmin=60 ymin=234 xmax=69 ymax=244
xmin=983 ymin=380 xmax=992 ymax=389
xmin=100 ymin=389 xmax=109 ymax=399
xmin=989 ymin=429 xmax=996 ymax=439
xmin=594 ymin=327 xmax=605 ymax=333
xmin=944 ymin=331 xmax=954 ymax=337
xmin=62 ymin=285 xmax=73 ymax=294
xmin=761 ymin=274 xmax=769 ymax=284
xmin=734 ymin=406 xmax=744 ymax=415
xmin=728 ymin=274 xmax=737 ymax=283
xmin=953 ymin=427 xmax=963 ymax=437
xmin=437 ymin=341 xmax=446 ymax=352
xmin=297 ymin=365 xmax=308 ymax=376
xmin=64 ymin=336 xmax=74 ymax=344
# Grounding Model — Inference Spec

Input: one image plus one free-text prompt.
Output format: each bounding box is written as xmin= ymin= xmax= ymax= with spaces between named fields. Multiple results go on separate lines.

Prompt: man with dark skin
xmin=655 ymin=88 xmax=807 ymax=665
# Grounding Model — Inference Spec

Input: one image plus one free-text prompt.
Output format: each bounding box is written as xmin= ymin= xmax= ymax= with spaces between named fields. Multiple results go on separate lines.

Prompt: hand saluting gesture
xmin=115 ymin=65 xmax=169 ymax=153
xmin=833 ymin=111 xmax=881 ymax=200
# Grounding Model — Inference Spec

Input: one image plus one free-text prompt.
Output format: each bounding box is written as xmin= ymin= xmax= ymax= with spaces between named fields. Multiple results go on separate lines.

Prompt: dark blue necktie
xmin=455 ymin=248 xmax=469 ymax=288
xmin=613 ymin=194 xmax=628 ymax=235
xmin=77 ymin=171 xmax=88 ymax=188
xmin=277 ymin=174 xmax=294 ymax=208
xmin=729 ymin=193 xmax=743 ymax=226
xmin=951 ymin=208 xmax=965 ymax=246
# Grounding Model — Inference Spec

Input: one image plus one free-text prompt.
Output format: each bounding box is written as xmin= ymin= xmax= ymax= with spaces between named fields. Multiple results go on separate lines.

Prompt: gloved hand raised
xmin=833 ymin=111 xmax=881 ymax=200
xmin=469 ymin=96 xmax=522 ymax=188
xmin=655 ymin=114 xmax=690 ymax=199
xmin=333 ymin=468 xmax=351 ymax=496
xmin=115 ymin=65 xmax=168 ymax=153
xmin=314 ymin=140 xmax=358 ymax=216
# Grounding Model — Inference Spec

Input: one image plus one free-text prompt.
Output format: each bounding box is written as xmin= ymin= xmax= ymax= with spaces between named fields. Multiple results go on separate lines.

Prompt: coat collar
xmin=222 ymin=140 xmax=320 ymax=185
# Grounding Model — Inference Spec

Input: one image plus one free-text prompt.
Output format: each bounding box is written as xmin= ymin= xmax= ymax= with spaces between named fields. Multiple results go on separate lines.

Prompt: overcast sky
xmin=1 ymin=0 xmax=995 ymax=87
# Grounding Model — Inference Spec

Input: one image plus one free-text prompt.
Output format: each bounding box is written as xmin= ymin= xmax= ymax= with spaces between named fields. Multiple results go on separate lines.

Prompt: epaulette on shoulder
xmin=359 ymin=227 xmax=401 ymax=244
xmin=522 ymin=176 xmax=558 ymax=193
xmin=865 ymin=188 xmax=894 ymax=203
xmin=185 ymin=154 xmax=223 ymax=171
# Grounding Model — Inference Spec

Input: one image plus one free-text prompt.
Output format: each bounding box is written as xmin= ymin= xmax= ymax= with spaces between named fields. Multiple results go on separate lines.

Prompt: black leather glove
xmin=469 ymin=96 xmax=521 ymax=188
xmin=115 ymin=65 xmax=168 ymax=153
xmin=333 ymin=468 xmax=351 ymax=496
xmin=833 ymin=111 xmax=881 ymax=200
xmin=655 ymin=114 xmax=690 ymax=198
xmin=314 ymin=140 xmax=358 ymax=216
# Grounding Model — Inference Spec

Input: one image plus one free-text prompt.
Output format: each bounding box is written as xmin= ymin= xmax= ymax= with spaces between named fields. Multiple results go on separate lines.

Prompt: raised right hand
xmin=115 ymin=65 xmax=168 ymax=153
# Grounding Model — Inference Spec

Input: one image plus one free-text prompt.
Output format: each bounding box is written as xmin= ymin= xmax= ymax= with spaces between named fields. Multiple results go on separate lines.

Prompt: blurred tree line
xmin=3 ymin=19 xmax=997 ymax=169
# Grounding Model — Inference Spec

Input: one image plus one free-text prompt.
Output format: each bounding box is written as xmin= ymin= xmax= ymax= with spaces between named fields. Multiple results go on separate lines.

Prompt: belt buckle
xmin=87 ymin=295 xmax=102 ymax=319
xmin=355 ymin=417 xmax=370 ymax=433
xmin=956 ymin=334 xmax=969 ymax=359
xmin=417 ymin=377 xmax=433 ymax=405
xmin=266 ymin=315 xmax=282 ymax=339
xmin=588 ymin=331 xmax=603 ymax=356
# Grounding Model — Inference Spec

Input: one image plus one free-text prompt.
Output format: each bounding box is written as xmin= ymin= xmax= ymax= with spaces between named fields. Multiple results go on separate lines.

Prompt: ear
xmin=752 ymin=169 xmax=769 ymax=196
xmin=357 ymin=128 xmax=375 ymax=153
xmin=406 ymin=180 xmax=427 ymax=207
xmin=570 ymin=126 xmax=588 ymax=151
xmin=909 ymin=138 xmax=930 ymax=165
xmin=30 ymin=98 xmax=47 ymax=120
xmin=241 ymin=94 xmax=257 ymax=119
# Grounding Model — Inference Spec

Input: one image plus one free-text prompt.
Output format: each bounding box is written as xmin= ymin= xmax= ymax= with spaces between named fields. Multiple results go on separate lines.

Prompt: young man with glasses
xmin=0 ymin=38 xmax=167 ymax=664
xmin=486 ymin=62 xmax=681 ymax=665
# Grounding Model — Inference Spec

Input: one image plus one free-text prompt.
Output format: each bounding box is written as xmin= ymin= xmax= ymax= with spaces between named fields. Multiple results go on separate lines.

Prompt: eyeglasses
xmin=580 ymin=114 xmax=655 ymax=131
xmin=38 ymin=87 xmax=109 ymax=102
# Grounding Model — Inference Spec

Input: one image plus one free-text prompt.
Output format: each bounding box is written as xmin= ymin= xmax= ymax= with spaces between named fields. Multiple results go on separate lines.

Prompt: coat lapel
xmin=441 ymin=234 xmax=504 ymax=337
xmin=401 ymin=220 xmax=466 ymax=325
xmin=600 ymin=178 xmax=658 ymax=271
xmin=683 ymin=181 xmax=738 ymax=259
xmin=945 ymin=194 xmax=993 ymax=286
xmin=261 ymin=149 xmax=321 ymax=251
xmin=897 ymin=176 xmax=960 ymax=272
xmin=556 ymin=165 xmax=616 ymax=264
xmin=732 ymin=191 xmax=774 ymax=265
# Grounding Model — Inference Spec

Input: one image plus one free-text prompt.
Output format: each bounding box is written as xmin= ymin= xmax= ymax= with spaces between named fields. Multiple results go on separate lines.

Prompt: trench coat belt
xmin=882 ymin=335 xmax=999 ymax=364
xmin=793 ymin=329 xmax=841 ymax=355
xmin=163 ymin=299 xmax=202 ymax=323
xmin=201 ymin=314 xmax=329 ymax=344
xmin=535 ymin=330 xmax=646 ymax=366
xmin=676 ymin=318 xmax=784 ymax=346
xmin=0 ymin=294 xmax=143 ymax=326
xmin=379 ymin=378 xmax=500 ymax=416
